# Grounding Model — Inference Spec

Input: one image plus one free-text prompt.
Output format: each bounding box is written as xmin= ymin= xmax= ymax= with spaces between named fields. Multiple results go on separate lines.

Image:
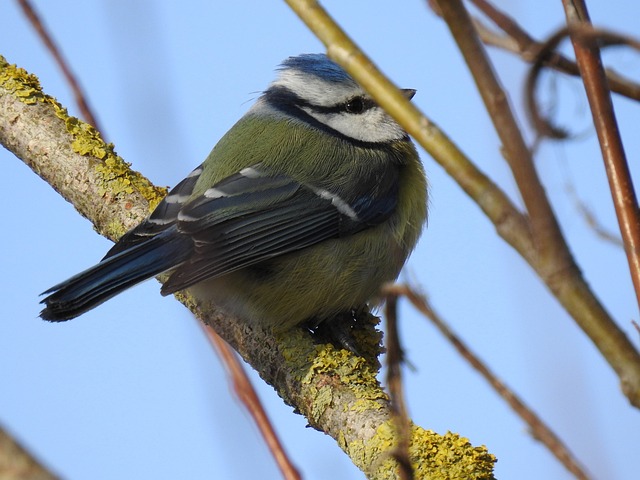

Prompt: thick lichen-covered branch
xmin=0 ymin=56 xmax=166 ymax=241
xmin=1 ymin=55 xmax=495 ymax=478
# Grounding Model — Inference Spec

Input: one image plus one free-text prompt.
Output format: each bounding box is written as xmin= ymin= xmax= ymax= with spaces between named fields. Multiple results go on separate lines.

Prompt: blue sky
xmin=2 ymin=1 xmax=640 ymax=479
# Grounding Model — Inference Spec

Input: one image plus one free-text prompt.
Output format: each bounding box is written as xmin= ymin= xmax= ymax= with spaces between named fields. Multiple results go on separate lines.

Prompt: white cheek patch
xmin=303 ymin=107 xmax=406 ymax=143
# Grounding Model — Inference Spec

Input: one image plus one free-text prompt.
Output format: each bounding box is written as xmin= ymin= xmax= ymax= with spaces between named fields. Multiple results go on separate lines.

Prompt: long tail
xmin=40 ymin=231 xmax=192 ymax=321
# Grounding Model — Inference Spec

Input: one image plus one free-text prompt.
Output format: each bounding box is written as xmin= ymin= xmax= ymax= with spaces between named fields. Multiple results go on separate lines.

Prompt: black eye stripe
xmin=296 ymin=96 xmax=375 ymax=115
xmin=265 ymin=87 xmax=376 ymax=115
xmin=331 ymin=96 xmax=375 ymax=115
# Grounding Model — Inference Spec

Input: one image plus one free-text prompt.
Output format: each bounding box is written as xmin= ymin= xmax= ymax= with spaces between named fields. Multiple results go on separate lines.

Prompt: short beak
xmin=401 ymin=88 xmax=416 ymax=100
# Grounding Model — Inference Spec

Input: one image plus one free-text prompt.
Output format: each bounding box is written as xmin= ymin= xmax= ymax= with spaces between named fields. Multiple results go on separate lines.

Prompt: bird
xmin=40 ymin=53 xmax=428 ymax=344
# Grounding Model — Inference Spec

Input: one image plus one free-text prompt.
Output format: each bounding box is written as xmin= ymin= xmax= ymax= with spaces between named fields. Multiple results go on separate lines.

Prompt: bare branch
xmin=469 ymin=0 xmax=640 ymax=102
xmin=426 ymin=0 xmax=640 ymax=406
xmin=384 ymin=292 xmax=414 ymax=480
xmin=17 ymin=0 xmax=105 ymax=137
xmin=565 ymin=181 xmax=624 ymax=248
xmin=385 ymin=285 xmax=592 ymax=480
xmin=525 ymin=25 xmax=640 ymax=139
xmin=434 ymin=0 xmax=570 ymax=267
xmin=201 ymin=324 xmax=302 ymax=480
xmin=561 ymin=0 xmax=640 ymax=321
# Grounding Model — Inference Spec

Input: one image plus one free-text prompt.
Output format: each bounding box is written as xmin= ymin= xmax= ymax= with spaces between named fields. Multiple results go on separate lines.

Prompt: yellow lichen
xmin=65 ymin=116 xmax=109 ymax=159
xmin=94 ymin=156 xmax=135 ymax=196
xmin=0 ymin=59 xmax=44 ymax=105
xmin=306 ymin=344 xmax=387 ymax=405
xmin=349 ymin=397 xmax=384 ymax=414
xmin=352 ymin=422 xmax=496 ymax=479
xmin=0 ymin=55 xmax=167 ymax=217
xmin=99 ymin=218 xmax=132 ymax=244
xmin=337 ymin=430 xmax=348 ymax=451
xmin=309 ymin=385 xmax=333 ymax=424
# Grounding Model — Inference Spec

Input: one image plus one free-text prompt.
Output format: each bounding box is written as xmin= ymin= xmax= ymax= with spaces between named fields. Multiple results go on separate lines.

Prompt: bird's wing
xmin=103 ymin=163 xmax=206 ymax=258
xmin=160 ymin=163 xmax=398 ymax=294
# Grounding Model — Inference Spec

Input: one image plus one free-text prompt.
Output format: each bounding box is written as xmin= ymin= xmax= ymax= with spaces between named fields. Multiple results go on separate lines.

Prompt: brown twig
xmin=384 ymin=293 xmax=414 ymax=480
xmin=561 ymin=0 xmax=640 ymax=317
xmin=525 ymin=25 xmax=640 ymax=139
xmin=525 ymin=26 xmax=581 ymax=139
xmin=432 ymin=0 xmax=640 ymax=407
xmin=200 ymin=323 xmax=301 ymax=480
xmin=385 ymin=285 xmax=592 ymax=480
xmin=17 ymin=0 xmax=105 ymax=136
xmin=469 ymin=0 xmax=640 ymax=102
xmin=431 ymin=0 xmax=572 ymax=312
xmin=566 ymin=181 xmax=624 ymax=248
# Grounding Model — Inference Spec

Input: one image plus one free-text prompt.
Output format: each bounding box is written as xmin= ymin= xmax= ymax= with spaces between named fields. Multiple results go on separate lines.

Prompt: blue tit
xmin=40 ymin=53 xmax=428 ymax=337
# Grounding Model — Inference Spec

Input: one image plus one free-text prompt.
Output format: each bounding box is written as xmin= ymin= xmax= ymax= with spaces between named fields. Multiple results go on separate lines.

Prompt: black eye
xmin=345 ymin=97 xmax=365 ymax=114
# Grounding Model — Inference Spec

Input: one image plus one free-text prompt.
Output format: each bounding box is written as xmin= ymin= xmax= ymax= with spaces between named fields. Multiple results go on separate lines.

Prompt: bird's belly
xmin=188 ymin=231 xmax=405 ymax=331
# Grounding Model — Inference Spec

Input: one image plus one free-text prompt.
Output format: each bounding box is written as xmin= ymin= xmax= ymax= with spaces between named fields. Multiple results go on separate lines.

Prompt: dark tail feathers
xmin=40 ymin=231 xmax=192 ymax=321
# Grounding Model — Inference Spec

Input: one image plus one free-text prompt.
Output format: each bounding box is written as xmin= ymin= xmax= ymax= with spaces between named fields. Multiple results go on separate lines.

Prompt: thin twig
xmin=566 ymin=181 xmax=624 ymax=248
xmin=525 ymin=25 xmax=640 ymax=139
xmin=434 ymin=0 xmax=570 ymax=267
xmin=632 ymin=320 xmax=640 ymax=338
xmin=385 ymin=285 xmax=592 ymax=480
xmin=469 ymin=0 xmax=640 ymax=101
xmin=561 ymin=0 xmax=640 ymax=317
xmin=201 ymin=323 xmax=302 ymax=480
xmin=384 ymin=293 xmax=414 ymax=480
xmin=525 ymin=26 xmax=581 ymax=139
xmin=17 ymin=0 xmax=105 ymax=136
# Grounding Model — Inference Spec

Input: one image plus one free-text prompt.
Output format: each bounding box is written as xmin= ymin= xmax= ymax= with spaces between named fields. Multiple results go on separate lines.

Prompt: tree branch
xmin=0 ymin=425 xmax=59 ymax=480
xmin=17 ymin=0 xmax=105 ymax=136
xmin=561 ymin=0 xmax=640 ymax=320
xmin=384 ymin=285 xmax=591 ymax=480
xmin=469 ymin=0 xmax=640 ymax=102
xmin=283 ymin=0 xmax=640 ymax=409
xmin=0 ymin=55 xmax=496 ymax=479
xmin=201 ymin=323 xmax=302 ymax=480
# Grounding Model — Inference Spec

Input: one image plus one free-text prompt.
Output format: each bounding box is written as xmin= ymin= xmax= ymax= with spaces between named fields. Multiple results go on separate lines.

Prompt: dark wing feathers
xmin=103 ymin=163 xmax=205 ymax=259
xmin=41 ymin=148 xmax=403 ymax=322
xmin=61 ymin=161 xmax=399 ymax=303
xmin=350 ymin=167 xmax=399 ymax=225
xmin=178 ymin=173 xmax=300 ymax=232
xmin=158 ymin=163 xmax=400 ymax=294
xmin=161 ymin=187 xmax=340 ymax=294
